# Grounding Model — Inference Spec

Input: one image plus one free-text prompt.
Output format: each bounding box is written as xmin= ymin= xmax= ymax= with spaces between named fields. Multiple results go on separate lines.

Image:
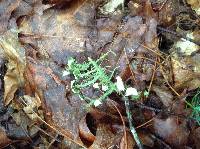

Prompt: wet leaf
xmin=191 ymin=127 xmax=200 ymax=149
xmin=79 ymin=115 xmax=95 ymax=146
xmin=11 ymin=110 xmax=39 ymax=138
xmin=175 ymin=32 xmax=199 ymax=56
xmin=152 ymin=85 xmax=173 ymax=107
xmin=100 ymin=0 xmax=124 ymax=15
xmin=25 ymin=61 xmax=87 ymax=147
xmin=89 ymin=124 xmax=122 ymax=149
xmin=171 ymin=53 xmax=200 ymax=90
xmin=153 ymin=117 xmax=189 ymax=147
xmin=0 ymin=127 xmax=12 ymax=148
xmin=0 ymin=30 xmax=26 ymax=106
xmin=18 ymin=0 xmax=101 ymax=65
xmin=0 ymin=0 xmax=20 ymax=33
xmin=23 ymin=94 xmax=43 ymax=121
xmin=12 ymin=0 xmax=52 ymax=19
xmin=187 ymin=0 xmax=200 ymax=15
xmin=120 ymin=131 xmax=135 ymax=149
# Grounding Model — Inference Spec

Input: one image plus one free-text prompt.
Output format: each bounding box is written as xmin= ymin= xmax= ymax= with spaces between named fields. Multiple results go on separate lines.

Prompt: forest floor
xmin=0 ymin=0 xmax=200 ymax=148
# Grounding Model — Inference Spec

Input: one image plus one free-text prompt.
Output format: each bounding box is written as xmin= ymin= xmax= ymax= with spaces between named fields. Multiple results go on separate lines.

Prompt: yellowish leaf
xmin=0 ymin=30 xmax=26 ymax=106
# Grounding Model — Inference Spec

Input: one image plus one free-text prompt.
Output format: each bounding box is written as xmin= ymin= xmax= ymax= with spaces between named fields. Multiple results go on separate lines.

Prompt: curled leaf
xmin=0 ymin=30 xmax=26 ymax=106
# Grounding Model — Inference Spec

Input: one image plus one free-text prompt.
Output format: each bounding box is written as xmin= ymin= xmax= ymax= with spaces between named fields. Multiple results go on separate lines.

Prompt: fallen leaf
xmin=151 ymin=0 xmax=177 ymax=26
xmin=0 ymin=0 xmax=20 ymax=33
xmin=79 ymin=115 xmax=96 ymax=146
xmin=100 ymin=0 xmax=124 ymax=15
xmin=0 ymin=30 xmax=26 ymax=106
xmin=152 ymin=85 xmax=173 ymax=107
xmin=153 ymin=117 xmax=189 ymax=147
xmin=187 ymin=0 xmax=200 ymax=15
xmin=120 ymin=131 xmax=135 ymax=149
xmin=18 ymin=0 xmax=102 ymax=65
xmin=171 ymin=53 xmax=200 ymax=90
xmin=0 ymin=127 xmax=12 ymax=148
xmin=175 ymin=32 xmax=199 ymax=56
xmin=191 ymin=127 xmax=200 ymax=148
xmin=89 ymin=124 xmax=123 ymax=149
xmin=23 ymin=94 xmax=43 ymax=121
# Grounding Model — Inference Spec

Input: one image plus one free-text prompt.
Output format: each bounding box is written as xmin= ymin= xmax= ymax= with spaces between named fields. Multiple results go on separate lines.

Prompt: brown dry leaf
xmin=120 ymin=131 xmax=154 ymax=149
xmin=11 ymin=110 xmax=39 ymax=138
xmin=187 ymin=0 xmax=200 ymax=15
xmin=120 ymin=131 xmax=135 ymax=149
xmin=23 ymin=94 xmax=43 ymax=121
xmin=0 ymin=30 xmax=26 ymax=106
xmin=43 ymin=0 xmax=73 ymax=4
xmin=151 ymin=0 xmax=177 ymax=26
xmin=79 ymin=115 xmax=95 ymax=146
xmin=0 ymin=0 xmax=20 ymax=33
xmin=18 ymin=0 xmax=103 ymax=65
xmin=25 ymin=61 xmax=87 ymax=148
xmin=152 ymin=85 xmax=173 ymax=107
xmin=153 ymin=117 xmax=189 ymax=147
xmin=191 ymin=127 xmax=200 ymax=149
xmin=170 ymin=29 xmax=200 ymax=90
xmin=0 ymin=127 xmax=12 ymax=148
xmin=12 ymin=0 xmax=52 ymax=19
xmin=89 ymin=124 xmax=123 ymax=149
xmin=171 ymin=54 xmax=200 ymax=90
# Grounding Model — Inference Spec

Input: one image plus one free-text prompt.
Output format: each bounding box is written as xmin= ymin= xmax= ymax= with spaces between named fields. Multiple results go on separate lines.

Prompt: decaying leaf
xmin=153 ymin=117 xmax=189 ymax=147
xmin=171 ymin=53 xmax=200 ymax=90
xmin=0 ymin=30 xmax=26 ymax=106
xmin=120 ymin=131 xmax=154 ymax=149
xmin=79 ymin=115 xmax=95 ymax=146
xmin=152 ymin=85 xmax=173 ymax=107
xmin=170 ymin=29 xmax=200 ymax=90
xmin=18 ymin=0 xmax=102 ymax=65
xmin=100 ymin=0 xmax=124 ymax=14
xmin=191 ymin=127 xmax=200 ymax=149
xmin=11 ymin=110 xmax=39 ymax=138
xmin=0 ymin=0 xmax=20 ymax=33
xmin=175 ymin=32 xmax=199 ymax=56
xmin=0 ymin=127 xmax=12 ymax=148
xmin=23 ymin=94 xmax=43 ymax=121
xmin=120 ymin=131 xmax=135 ymax=149
xmin=89 ymin=124 xmax=122 ymax=149
xmin=187 ymin=0 xmax=200 ymax=15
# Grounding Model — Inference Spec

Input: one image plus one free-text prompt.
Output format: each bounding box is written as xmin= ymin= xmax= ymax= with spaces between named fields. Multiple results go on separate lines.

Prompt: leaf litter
xmin=0 ymin=0 xmax=200 ymax=148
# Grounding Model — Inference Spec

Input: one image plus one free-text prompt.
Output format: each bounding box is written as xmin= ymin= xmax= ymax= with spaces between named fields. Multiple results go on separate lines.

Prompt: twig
xmin=160 ymin=67 xmax=180 ymax=97
xmin=148 ymin=56 xmax=158 ymax=92
xmin=47 ymin=134 xmax=59 ymax=149
xmin=136 ymin=118 xmax=154 ymax=129
xmin=109 ymin=100 xmax=128 ymax=149
xmin=123 ymin=96 xmax=143 ymax=149
xmin=157 ymin=26 xmax=200 ymax=46
xmin=150 ymin=134 xmax=172 ymax=149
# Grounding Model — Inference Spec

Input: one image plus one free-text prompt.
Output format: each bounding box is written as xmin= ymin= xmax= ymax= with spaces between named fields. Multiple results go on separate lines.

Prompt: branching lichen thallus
xmin=67 ymin=52 xmax=117 ymax=106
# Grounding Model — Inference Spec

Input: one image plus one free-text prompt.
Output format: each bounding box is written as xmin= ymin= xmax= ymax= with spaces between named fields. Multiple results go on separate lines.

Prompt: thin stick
xmin=109 ymin=100 xmax=128 ymax=149
xmin=136 ymin=118 xmax=154 ymax=129
xmin=148 ymin=56 xmax=158 ymax=92
xmin=160 ymin=68 xmax=180 ymax=96
xmin=123 ymin=96 xmax=143 ymax=149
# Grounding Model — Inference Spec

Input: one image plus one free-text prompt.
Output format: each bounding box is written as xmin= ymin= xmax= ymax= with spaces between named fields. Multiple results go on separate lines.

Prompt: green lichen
xmin=66 ymin=52 xmax=117 ymax=106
